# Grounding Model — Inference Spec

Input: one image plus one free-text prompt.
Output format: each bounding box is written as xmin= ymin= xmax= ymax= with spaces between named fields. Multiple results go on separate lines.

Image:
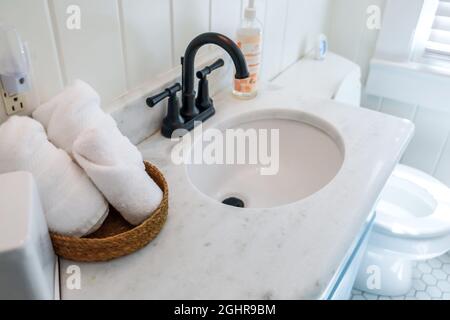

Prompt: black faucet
xmin=147 ymin=32 xmax=250 ymax=138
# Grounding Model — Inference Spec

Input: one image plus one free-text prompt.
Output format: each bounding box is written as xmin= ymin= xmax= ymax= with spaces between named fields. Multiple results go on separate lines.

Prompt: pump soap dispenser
xmin=233 ymin=0 xmax=263 ymax=99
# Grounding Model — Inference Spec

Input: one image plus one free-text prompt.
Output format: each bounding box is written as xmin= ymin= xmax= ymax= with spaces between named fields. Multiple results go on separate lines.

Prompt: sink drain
xmin=222 ymin=197 xmax=245 ymax=208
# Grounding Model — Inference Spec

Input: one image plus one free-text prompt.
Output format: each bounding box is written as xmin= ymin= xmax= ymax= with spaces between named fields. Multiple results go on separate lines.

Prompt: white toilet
xmin=273 ymin=52 xmax=450 ymax=297
xmin=354 ymin=164 xmax=450 ymax=296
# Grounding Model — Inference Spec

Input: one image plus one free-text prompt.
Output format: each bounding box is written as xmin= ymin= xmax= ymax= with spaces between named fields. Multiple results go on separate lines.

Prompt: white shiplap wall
xmin=362 ymin=94 xmax=450 ymax=187
xmin=0 ymin=0 xmax=332 ymax=122
xmin=329 ymin=0 xmax=386 ymax=82
xmin=329 ymin=0 xmax=450 ymax=187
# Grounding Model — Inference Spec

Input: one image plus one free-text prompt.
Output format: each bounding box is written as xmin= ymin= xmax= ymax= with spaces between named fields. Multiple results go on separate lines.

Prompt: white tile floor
xmin=351 ymin=252 xmax=450 ymax=300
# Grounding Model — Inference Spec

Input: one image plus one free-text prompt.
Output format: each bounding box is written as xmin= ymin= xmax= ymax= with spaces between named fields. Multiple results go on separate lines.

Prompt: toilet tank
xmin=272 ymin=52 xmax=362 ymax=106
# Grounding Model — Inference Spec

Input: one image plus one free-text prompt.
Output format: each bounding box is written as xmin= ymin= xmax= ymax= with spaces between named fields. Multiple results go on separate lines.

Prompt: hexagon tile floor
xmin=351 ymin=252 xmax=450 ymax=300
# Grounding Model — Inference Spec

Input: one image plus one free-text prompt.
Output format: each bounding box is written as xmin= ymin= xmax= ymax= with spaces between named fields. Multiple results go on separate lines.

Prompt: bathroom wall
xmin=0 ymin=0 xmax=332 ymax=124
xmin=329 ymin=0 xmax=450 ymax=187
xmin=328 ymin=0 xmax=386 ymax=82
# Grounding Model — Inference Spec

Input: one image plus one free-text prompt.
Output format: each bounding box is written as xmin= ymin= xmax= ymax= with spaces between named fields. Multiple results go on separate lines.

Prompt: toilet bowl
xmin=375 ymin=164 xmax=450 ymax=258
xmin=354 ymin=165 xmax=450 ymax=296
xmin=272 ymin=52 xmax=450 ymax=297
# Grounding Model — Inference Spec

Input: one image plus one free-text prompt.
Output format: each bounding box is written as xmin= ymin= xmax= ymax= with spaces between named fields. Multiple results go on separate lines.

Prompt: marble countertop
xmin=60 ymin=86 xmax=414 ymax=300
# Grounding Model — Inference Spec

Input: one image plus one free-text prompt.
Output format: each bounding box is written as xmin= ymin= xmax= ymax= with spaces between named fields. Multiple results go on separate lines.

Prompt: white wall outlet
xmin=1 ymin=84 xmax=25 ymax=116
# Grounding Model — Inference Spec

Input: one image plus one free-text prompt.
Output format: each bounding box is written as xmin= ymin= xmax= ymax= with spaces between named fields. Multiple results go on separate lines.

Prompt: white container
xmin=0 ymin=171 xmax=56 ymax=300
xmin=233 ymin=0 xmax=263 ymax=99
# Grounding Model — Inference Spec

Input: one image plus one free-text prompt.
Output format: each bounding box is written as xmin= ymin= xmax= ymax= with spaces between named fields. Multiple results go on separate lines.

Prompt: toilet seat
xmin=374 ymin=165 xmax=450 ymax=239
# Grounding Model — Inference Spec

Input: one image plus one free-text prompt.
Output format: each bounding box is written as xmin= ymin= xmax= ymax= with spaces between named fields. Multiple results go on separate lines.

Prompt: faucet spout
xmin=181 ymin=32 xmax=250 ymax=119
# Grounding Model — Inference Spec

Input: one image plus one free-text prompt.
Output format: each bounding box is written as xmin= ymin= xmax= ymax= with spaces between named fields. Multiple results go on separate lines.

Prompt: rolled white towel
xmin=33 ymin=79 xmax=100 ymax=130
xmin=32 ymin=79 xmax=158 ymax=224
xmin=0 ymin=116 xmax=109 ymax=237
xmin=73 ymin=127 xmax=163 ymax=225
xmin=32 ymin=80 xmax=143 ymax=166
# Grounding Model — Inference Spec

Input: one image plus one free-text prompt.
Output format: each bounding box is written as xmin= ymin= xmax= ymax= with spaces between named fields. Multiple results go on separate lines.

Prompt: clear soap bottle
xmin=233 ymin=0 xmax=263 ymax=99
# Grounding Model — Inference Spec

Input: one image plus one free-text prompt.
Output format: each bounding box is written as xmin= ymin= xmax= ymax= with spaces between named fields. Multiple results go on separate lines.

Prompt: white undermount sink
xmin=186 ymin=109 xmax=345 ymax=208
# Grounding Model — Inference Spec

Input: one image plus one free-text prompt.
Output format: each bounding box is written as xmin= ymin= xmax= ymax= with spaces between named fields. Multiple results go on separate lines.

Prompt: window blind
xmin=425 ymin=0 xmax=450 ymax=58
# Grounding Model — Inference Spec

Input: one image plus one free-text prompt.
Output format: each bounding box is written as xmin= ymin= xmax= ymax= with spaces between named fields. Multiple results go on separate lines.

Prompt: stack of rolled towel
xmin=0 ymin=80 xmax=163 ymax=237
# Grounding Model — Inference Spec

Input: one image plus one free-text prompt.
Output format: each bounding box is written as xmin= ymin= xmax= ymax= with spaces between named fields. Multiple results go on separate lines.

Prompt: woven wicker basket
xmin=50 ymin=161 xmax=169 ymax=262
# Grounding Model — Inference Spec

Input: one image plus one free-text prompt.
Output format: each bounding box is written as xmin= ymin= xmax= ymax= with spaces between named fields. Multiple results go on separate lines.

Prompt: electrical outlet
xmin=1 ymin=85 xmax=25 ymax=116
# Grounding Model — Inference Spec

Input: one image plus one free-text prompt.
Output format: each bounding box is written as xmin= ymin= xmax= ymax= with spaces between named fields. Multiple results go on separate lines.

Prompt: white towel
xmin=73 ymin=127 xmax=163 ymax=225
xmin=34 ymin=81 xmax=110 ymax=155
xmin=33 ymin=79 xmax=162 ymax=225
xmin=32 ymin=80 xmax=143 ymax=165
xmin=32 ymin=80 xmax=110 ymax=155
xmin=0 ymin=116 xmax=109 ymax=237
xmin=33 ymin=79 xmax=101 ymax=130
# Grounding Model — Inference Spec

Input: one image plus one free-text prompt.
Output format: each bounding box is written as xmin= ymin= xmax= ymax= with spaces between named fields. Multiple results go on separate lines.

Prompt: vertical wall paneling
xmin=172 ymin=0 xmax=210 ymax=66
xmin=433 ymin=132 xmax=450 ymax=175
xmin=261 ymin=0 xmax=288 ymax=80
xmin=379 ymin=98 xmax=417 ymax=120
xmin=329 ymin=0 xmax=386 ymax=82
xmin=363 ymin=95 xmax=450 ymax=186
xmin=363 ymin=94 xmax=450 ymax=187
xmin=434 ymin=133 xmax=450 ymax=186
xmin=282 ymin=0 xmax=332 ymax=70
xmin=361 ymin=94 xmax=382 ymax=112
xmin=281 ymin=0 xmax=306 ymax=70
xmin=305 ymin=0 xmax=333 ymax=51
xmin=210 ymin=0 xmax=242 ymax=40
xmin=120 ymin=0 xmax=172 ymax=90
xmin=401 ymin=107 xmax=450 ymax=174
xmin=0 ymin=0 xmax=64 ymax=122
xmin=353 ymin=0 xmax=386 ymax=82
xmin=374 ymin=0 xmax=423 ymax=61
xmin=329 ymin=0 xmax=367 ymax=64
xmin=49 ymin=0 xmax=127 ymax=106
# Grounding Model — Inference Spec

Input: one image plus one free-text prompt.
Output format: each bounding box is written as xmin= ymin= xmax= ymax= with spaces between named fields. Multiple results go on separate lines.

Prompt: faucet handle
xmin=146 ymin=83 xmax=184 ymax=138
xmin=195 ymin=59 xmax=224 ymax=112
xmin=196 ymin=58 xmax=225 ymax=80
xmin=146 ymin=83 xmax=182 ymax=107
